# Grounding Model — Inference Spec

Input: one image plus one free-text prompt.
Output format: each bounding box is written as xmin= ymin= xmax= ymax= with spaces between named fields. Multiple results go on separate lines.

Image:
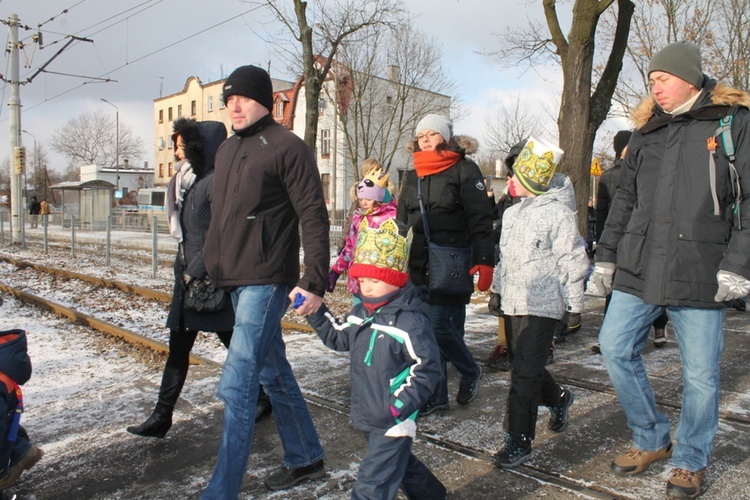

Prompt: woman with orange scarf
xmin=397 ymin=114 xmax=495 ymax=415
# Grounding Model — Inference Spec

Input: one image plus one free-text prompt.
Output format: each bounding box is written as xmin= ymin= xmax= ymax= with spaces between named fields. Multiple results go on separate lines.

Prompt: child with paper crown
xmin=305 ymin=219 xmax=446 ymax=499
xmin=0 ymin=328 xmax=43 ymax=492
xmin=328 ymin=162 xmax=398 ymax=297
xmin=489 ymin=137 xmax=589 ymax=469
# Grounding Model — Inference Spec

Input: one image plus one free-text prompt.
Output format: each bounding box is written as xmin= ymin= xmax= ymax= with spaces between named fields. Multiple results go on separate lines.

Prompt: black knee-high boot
xmin=127 ymin=366 xmax=187 ymax=438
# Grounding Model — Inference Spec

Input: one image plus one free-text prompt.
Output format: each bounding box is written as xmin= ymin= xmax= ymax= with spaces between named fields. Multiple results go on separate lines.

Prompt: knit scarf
xmin=413 ymin=150 xmax=462 ymax=177
xmin=166 ymin=159 xmax=197 ymax=242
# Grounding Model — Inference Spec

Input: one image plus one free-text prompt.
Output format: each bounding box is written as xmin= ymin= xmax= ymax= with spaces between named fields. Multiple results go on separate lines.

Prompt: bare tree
xmin=482 ymin=94 xmax=548 ymax=171
xmin=252 ymin=0 xmax=406 ymax=151
xmin=491 ymin=0 xmax=635 ymax=232
xmin=599 ymin=0 xmax=713 ymax=116
xmin=331 ymin=25 xmax=455 ymax=181
xmin=50 ymin=110 xmax=144 ymax=171
xmin=705 ymin=0 xmax=750 ymax=90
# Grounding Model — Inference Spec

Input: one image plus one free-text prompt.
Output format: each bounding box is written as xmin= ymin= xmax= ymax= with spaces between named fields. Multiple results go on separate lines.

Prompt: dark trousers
xmin=353 ymin=431 xmax=446 ymax=500
xmin=165 ymin=328 xmax=232 ymax=371
xmin=504 ymin=315 xmax=563 ymax=439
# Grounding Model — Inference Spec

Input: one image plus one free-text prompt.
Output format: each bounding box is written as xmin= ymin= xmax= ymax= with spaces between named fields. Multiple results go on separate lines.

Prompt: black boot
xmin=255 ymin=385 xmax=273 ymax=422
xmin=127 ymin=366 xmax=187 ymax=438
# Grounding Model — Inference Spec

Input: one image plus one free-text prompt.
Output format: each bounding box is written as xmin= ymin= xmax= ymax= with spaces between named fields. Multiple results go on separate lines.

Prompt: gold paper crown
xmin=513 ymin=139 xmax=559 ymax=194
xmin=363 ymin=167 xmax=390 ymax=189
xmin=352 ymin=218 xmax=411 ymax=274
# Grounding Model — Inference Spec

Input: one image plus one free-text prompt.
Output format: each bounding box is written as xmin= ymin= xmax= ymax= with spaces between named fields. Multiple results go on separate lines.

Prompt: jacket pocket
xmin=616 ymin=216 xmax=649 ymax=277
xmin=673 ymin=222 xmax=731 ymax=284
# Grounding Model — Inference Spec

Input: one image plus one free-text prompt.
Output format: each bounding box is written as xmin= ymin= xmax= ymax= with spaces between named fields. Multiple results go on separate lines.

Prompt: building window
xmin=168 ymin=162 xmax=174 ymax=177
xmin=219 ymin=97 xmax=225 ymax=109
xmin=158 ymin=137 xmax=165 ymax=151
xmin=191 ymin=100 xmax=197 ymax=116
xmin=168 ymin=107 xmax=173 ymax=122
xmin=321 ymin=129 xmax=331 ymax=156
xmin=177 ymin=104 xmax=183 ymax=118
xmin=276 ymin=100 xmax=284 ymax=117
xmin=168 ymin=135 xmax=173 ymax=150
xmin=321 ymin=173 xmax=330 ymax=203
xmin=159 ymin=163 xmax=164 ymax=178
xmin=208 ymin=96 xmax=214 ymax=112
xmin=158 ymin=109 xmax=164 ymax=123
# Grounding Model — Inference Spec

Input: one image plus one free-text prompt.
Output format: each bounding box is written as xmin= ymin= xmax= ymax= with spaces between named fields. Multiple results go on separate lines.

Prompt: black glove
xmin=488 ymin=293 xmax=503 ymax=317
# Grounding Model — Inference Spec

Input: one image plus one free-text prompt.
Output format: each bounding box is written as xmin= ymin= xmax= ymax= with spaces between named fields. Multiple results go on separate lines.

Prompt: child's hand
xmin=326 ymin=271 xmax=340 ymax=293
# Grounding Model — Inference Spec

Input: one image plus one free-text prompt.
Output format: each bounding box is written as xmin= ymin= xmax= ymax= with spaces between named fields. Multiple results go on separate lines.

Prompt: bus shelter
xmin=50 ymin=180 xmax=114 ymax=230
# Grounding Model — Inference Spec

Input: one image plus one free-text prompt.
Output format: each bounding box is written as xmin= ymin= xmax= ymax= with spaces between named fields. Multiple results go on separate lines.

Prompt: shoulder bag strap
xmin=416 ymin=177 xmax=431 ymax=243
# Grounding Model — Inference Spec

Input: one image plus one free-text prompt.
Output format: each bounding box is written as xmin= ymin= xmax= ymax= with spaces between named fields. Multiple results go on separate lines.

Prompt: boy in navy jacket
xmin=305 ymin=219 xmax=446 ymax=499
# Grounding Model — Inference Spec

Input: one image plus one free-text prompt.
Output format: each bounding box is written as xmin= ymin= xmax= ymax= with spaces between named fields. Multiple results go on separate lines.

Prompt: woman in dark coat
xmin=397 ymin=114 xmax=496 ymax=415
xmin=127 ymin=118 xmax=270 ymax=438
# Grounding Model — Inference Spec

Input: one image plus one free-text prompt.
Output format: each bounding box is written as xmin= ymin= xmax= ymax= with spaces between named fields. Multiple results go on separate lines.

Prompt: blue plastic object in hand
xmin=293 ymin=293 xmax=306 ymax=309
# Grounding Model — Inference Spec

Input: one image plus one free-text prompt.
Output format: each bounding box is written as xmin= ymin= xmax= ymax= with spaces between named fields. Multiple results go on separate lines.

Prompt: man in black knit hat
xmin=202 ymin=65 xmax=329 ymax=498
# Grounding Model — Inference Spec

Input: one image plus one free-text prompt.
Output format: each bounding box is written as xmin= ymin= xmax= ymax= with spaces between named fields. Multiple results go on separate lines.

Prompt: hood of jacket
xmin=536 ymin=172 xmax=576 ymax=211
xmin=0 ymin=329 xmax=31 ymax=385
xmin=172 ymin=118 xmax=227 ymax=178
xmin=632 ymin=80 xmax=750 ymax=131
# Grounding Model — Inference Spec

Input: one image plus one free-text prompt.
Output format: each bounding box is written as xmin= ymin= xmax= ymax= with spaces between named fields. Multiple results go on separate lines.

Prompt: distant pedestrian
xmin=490 ymin=138 xmax=589 ymax=468
xmin=27 ymin=197 xmax=40 ymax=229
xmin=589 ymin=41 xmax=750 ymax=498
xmin=201 ymin=65 xmax=329 ymax=498
xmin=307 ymin=219 xmax=446 ymax=499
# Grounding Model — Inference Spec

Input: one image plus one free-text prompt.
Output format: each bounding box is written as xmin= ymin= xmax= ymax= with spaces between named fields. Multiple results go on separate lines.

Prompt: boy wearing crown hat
xmin=328 ymin=161 xmax=398 ymax=297
xmin=490 ymin=138 xmax=589 ymax=468
xmin=306 ymin=219 xmax=446 ymax=499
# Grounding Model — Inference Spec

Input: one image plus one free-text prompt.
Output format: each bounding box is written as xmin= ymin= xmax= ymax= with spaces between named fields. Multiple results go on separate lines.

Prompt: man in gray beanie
xmin=202 ymin=65 xmax=329 ymax=497
xmin=589 ymin=41 xmax=750 ymax=498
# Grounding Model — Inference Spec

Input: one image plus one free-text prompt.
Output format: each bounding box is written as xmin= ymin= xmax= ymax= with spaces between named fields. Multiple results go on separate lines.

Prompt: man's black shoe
xmin=263 ymin=459 xmax=325 ymax=491
xmin=493 ymin=434 xmax=532 ymax=469
xmin=548 ymin=388 xmax=574 ymax=432
xmin=456 ymin=365 xmax=483 ymax=405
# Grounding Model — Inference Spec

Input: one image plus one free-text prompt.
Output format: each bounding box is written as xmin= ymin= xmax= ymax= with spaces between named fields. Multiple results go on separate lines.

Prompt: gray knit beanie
xmin=415 ymin=114 xmax=453 ymax=141
xmin=648 ymin=42 xmax=704 ymax=89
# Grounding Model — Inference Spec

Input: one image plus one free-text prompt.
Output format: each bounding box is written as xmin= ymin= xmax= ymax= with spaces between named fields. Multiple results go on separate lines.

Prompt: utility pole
xmin=8 ymin=14 xmax=24 ymax=245
xmin=100 ymin=98 xmax=120 ymax=195
xmin=22 ymin=129 xmax=37 ymax=196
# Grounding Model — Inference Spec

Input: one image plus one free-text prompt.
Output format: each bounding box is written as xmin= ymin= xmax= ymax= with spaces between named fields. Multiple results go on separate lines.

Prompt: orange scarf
xmin=413 ymin=150 xmax=462 ymax=177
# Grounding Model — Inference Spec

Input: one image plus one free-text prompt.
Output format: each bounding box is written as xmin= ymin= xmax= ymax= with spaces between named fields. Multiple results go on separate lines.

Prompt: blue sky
xmin=1 ymin=0 xmax=571 ymax=171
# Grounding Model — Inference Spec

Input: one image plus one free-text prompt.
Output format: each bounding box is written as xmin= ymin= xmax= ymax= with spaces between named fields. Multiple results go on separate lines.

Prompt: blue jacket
xmin=0 ymin=330 xmax=32 ymax=447
xmin=306 ymin=283 xmax=440 ymax=432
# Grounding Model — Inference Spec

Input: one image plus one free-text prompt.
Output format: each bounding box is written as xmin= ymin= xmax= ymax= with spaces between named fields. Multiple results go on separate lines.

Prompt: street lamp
xmin=21 ymin=129 xmax=36 ymax=197
xmin=100 ymin=98 xmax=120 ymax=193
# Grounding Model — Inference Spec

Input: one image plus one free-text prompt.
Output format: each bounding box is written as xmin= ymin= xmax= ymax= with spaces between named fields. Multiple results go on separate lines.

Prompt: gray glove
xmin=586 ymin=262 xmax=616 ymax=297
xmin=714 ymin=270 xmax=750 ymax=302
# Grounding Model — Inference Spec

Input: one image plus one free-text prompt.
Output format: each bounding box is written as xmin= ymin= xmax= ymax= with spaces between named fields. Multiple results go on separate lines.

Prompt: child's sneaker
xmin=493 ymin=434 xmax=532 ymax=468
xmin=653 ymin=325 xmax=668 ymax=348
xmin=486 ymin=345 xmax=510 ymax=371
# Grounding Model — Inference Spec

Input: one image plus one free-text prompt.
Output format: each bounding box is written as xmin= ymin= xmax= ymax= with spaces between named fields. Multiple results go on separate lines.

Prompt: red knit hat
xmin=348 ymin=219 xmax=410 ymax=287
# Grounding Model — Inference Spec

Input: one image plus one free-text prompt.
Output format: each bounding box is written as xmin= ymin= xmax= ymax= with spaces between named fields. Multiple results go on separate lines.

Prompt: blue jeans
xmin=428 ymin=303 xmax=480 ymax=404
xmin=599 ymin=290 xmax=724 ymax=471
xmin=202 ymin=285 xmax=324 ymax=499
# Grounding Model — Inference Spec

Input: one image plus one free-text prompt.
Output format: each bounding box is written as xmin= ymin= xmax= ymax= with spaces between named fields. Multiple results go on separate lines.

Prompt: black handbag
xmin=417 ymin=178 xmax=474 ymax=296
xmin=184 ymin=277 xmax=227 ymax=313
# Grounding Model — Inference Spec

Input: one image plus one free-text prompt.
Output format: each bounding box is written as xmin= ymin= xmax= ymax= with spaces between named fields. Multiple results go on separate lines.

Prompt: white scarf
xmin=166 ymin=159 xmax=197 ymax=242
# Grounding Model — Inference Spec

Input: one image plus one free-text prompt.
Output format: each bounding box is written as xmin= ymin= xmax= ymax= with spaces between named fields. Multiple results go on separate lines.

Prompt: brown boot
xmin=667 ymin=468 xmax=705 ymax=498
xmin=610 ymin=442 xmax=672 ymax=476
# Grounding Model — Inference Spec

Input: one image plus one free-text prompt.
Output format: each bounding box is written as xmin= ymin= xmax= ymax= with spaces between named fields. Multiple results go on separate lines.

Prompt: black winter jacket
xmin=397 ymin=137 xmax=495 ymax=305
xmin=306 ymin=283 xmax=440 ymax=432
xmin=204 ymin=115 xmax=330 ymax=295
xmin=166 ymin=120 xmax=234 ymax=332
xmin=597 ymin=79 xmax=750 ymax=308
xmin=594 ymin=158 xmax=623 ymax=242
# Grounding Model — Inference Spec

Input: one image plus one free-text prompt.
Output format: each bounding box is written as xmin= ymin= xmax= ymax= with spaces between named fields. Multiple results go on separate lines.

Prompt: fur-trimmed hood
xmin=405 ymin=134 xmax=478 ymax=156
xmin=632 ymin=80 xmax=750 ymax=129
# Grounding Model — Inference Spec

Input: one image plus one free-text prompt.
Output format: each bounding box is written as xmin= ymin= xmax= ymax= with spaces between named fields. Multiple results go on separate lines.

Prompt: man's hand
xmin=714 ymin=270 xmax=750 ymax=302
xmin=288 ymin=287 xmax=323 ymax=316
xmin=586 ymin=262 xmax=616 ymax=297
